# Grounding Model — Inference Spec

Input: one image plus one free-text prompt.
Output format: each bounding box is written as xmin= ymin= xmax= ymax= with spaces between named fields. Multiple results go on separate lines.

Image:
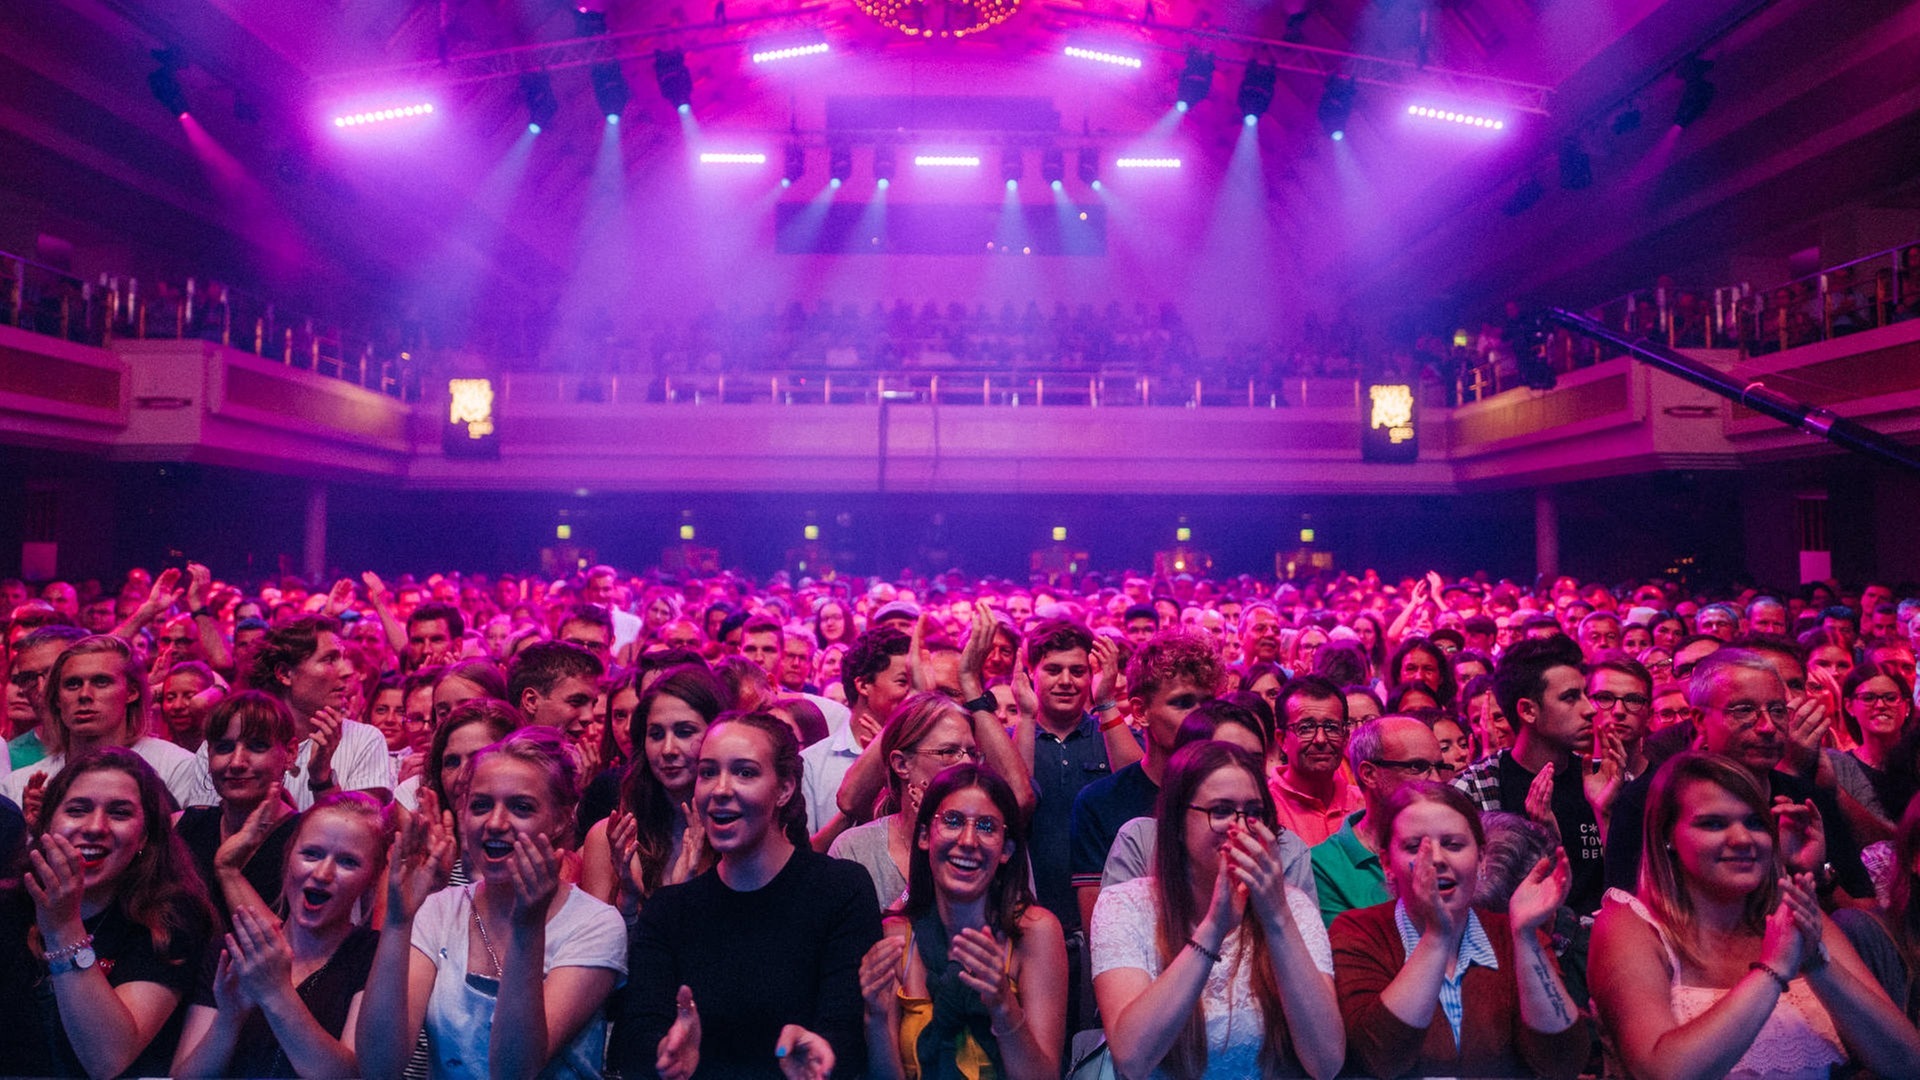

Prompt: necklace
xmin=470 ymin=893 xmax=504 ymax=979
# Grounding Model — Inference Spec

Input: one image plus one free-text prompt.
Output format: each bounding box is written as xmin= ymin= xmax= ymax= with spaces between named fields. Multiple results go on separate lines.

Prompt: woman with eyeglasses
xmin=1830 ymin=663 xmax=1917 ymax=838
xmin=1590 ymin=752 xmax=1920 ymax=1080
xmin=831 ymin=693 xmax=982 ymax=910
xmin=1332 ymin=780 xmax=1589 ymax=1080
xmin=1091 ymin=740 xmax=1345 ymax=1080
xmin=858 ymin=763 xmax=1067 ymax=1080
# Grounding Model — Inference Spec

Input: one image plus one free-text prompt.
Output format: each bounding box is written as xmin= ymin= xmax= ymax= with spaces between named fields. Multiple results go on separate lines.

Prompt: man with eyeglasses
xmin=6 ymin=625 xmax=87 ymax=772
xmin=1309 ymin=714 xmax=1444 ymax=927
xmin=1602 ymin=648 xmax=1872 ymax=903
xmin=1269 ymin=676 xmax=1365 ymax=845
xmin=1587 ymin=656 xmax=1654 ymax=785
xmin=1452 ymin=635 xmax=1608 ymax=915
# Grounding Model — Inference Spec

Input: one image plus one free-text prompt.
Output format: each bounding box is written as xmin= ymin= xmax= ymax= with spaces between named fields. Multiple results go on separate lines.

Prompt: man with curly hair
xmin=1068 ymin=628 xmax=1225 ymax=930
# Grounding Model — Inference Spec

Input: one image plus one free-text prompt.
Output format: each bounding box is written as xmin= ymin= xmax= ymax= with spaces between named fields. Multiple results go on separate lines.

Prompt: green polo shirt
xmin=1310 ymin=809 xmax=1387 ymax=928
xmin=8 ymin=729 xmax=46 ymax=773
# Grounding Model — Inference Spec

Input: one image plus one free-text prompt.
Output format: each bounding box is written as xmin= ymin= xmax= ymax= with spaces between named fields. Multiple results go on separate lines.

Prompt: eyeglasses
xmin=1290 ymin=722 xmax=1351 ymax=742
xmin=1654 ymin=706 xmax=1693 ymax=725
xmin=1853 ymin=692 xmax=1905 ymax=707
xmin=1720 ymin=702 xmax=1790 ymax=729
xmin=8 ymin=669 xmax=50 ymax=689
xmin=1188 ymin=804 xmax=1265 ymax=833
xmin=933 ymin=810 xmax=1001 ymax=838
xmin=1372 ymin=757 xmax=1445 ymax=778
xmin=912 ymin=745 xmax=984 ymax=765
xmin=1589 ymin=691 xmax=1652 ymax=713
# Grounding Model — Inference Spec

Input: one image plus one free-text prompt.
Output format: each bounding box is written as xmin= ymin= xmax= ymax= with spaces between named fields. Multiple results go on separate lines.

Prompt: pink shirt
xmin=1269 ymin=768 xmax=1365 ymax=846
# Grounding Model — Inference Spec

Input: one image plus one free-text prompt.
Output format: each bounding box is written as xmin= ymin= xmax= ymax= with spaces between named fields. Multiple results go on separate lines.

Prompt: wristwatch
xmin=1803 ymin=939 xmax=1831 ymax=974
xmin=46 ymin=935 xmax=96 ymax=976
xmin=962 ymin=692 xmax=999 ymax=716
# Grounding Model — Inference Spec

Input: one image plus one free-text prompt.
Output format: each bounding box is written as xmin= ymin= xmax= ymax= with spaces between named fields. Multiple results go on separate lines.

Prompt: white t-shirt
xmin=192 ymin=716 xmax=395 ymax=810
xmin=410 ymin=884 xmax=628 ymax=1079
xmin=1091 ymin=875 xmax=1332 ymax=1080
xmin=1 ymin=735 xmax=215 ymax=809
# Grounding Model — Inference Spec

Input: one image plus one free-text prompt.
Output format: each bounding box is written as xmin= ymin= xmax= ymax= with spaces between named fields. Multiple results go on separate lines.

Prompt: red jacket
xmin=1330 ymin=902 xmax=1591 ymax=1080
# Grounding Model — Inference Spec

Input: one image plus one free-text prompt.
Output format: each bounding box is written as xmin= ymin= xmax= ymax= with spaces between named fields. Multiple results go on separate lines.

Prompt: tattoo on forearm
xmin=1529 ymin=951 xmax=1572 ymax=1026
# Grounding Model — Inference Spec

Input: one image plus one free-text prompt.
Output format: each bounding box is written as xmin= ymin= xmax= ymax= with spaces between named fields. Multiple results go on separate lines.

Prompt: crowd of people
xmin=4 ymin=561 xmax=1920 ymax=1079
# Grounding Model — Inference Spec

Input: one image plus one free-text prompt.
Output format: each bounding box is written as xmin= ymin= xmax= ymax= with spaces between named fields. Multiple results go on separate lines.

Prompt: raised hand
xmin=1010 ymin=646 xmax=1038 ymax=723
xmin=1779 ymin=872 xmax=1824 ymax=973
xmin=143 ymin=567 xmax=186 ymax=617
xmin=184 ymin=562 xmax=213 ymax=612
xmin=1405 ymin=837 xmax=1467 ymax=943
xmin=668 ymin=802 xmax=706 ymax=886
xmin=507 ymin=833 xmax=562 ymax=924
xmin=216 ymin=780 xmax=292 ymax=872
xmin=1772 ymin=796 xmax=1828 ymax=876
xmin=1507 ymin=848 xmax=1571 ymax=934
xmin=909 ymin=613 xmax=932 ymax=692
xmin=360 ymin=571 xmax=391 ymax=607
xmin=1781 ymin=696 xmax=1831 ymax=775
xmin=323 ymin=578 xmax=356 ymax=617
xmin=210 ymin=947 xmax=255 ymax=1012
xmin=1584 ymin=726 xmax=1627 ymax=825
xmin=774 ymin=1025 xmax=836 ymax=1080
xmin=656 ymin=985 xmax=702 ymax=1080
xmin=858 ymin=935 xmax=906 ymax=1016
xmin=1759 ymin=875 xmax=1811 ymax=977
xmin=1088 ymin=635 xmax=1121 ymax=705
xmin=1525 ymin=761 xmax=1560 ymax=833
xmin=388 ymin=788 xmax=454 ymax=920
xmin=21 ymin=772 xmax=46 ymax=828
xmin=307 ymin=705 xmax=344 ymax=786
xmin=25 ymin=833 xmax=87 ymax=933
xmin=1224 ymin=819 xmax=1293 ymax=930
xmin=950 ymin=926 xmax=1015 ymax=1012
xmin=1195 ymin=843 xmax=1246 ymax=952
xmin=958 ymin=600 xmax=996 ymax=699
xmin=229 ymin=905 xmax=295 ymax=1002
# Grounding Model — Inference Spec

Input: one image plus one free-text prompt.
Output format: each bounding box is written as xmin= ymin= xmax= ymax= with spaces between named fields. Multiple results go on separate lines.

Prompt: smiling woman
xmin=355 ymin=727 xmax=628 ymax=1080
xmin=0 ymin=747 xmax=217 ymax=1078
xmin=613 ymin=712 xmax=882 ymax=1080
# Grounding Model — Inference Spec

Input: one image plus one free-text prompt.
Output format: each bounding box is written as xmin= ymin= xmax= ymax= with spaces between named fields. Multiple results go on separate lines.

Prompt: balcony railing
xmin=0 ymin=250 xmax=421 ymax=401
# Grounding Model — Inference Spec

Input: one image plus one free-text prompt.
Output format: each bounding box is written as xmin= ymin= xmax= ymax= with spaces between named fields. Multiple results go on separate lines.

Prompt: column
xmin=303 ymin=483 xmax=328 ymax=583
xmin=1534 ymin=487 xmax=1559 ymax=582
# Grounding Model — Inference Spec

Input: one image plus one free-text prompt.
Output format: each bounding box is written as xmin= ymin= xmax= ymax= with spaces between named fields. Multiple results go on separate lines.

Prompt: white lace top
xmin=1604 ymin=889 xmax=1845 ymax=1080
xmin=1090 ymin=876 xmax=1332 ymax=1080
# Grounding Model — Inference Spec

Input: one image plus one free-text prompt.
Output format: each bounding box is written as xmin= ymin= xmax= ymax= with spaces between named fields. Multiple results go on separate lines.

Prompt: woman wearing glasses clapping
xmin=857 ymin=763 xmax=1067 ymax=1080
xmin=1090 ymin=740 xmax=1345 ymax=1080
xmin=830 ymin=693 xmax=983 ymax=910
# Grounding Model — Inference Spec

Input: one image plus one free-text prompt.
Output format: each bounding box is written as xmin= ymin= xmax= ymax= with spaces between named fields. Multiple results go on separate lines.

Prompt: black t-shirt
xmin=191 ymin=924 xmax=378 ymax=1077
xmin=175 ymin=804 xmax=298 ymax=921
xmin=0 ymin=890 xmax=210 ymax=1077
xmin=1495 ymin=752 xmax=1607 ymax=915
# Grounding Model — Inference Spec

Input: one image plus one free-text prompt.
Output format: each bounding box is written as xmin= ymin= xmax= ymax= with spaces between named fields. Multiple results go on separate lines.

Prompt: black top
xmin=191 ymin=924 xmax=378 ymax=1077
xmin=578 ymin=766 xmax=622 ymax=839
xmin=613 ymin=847 xmax=882 ymax=1079
xmin=1068 ymin=762 xmax=1160 ymax=888
xmin=175 ymin=804 xmax=298 ymax=920
xmin=1026 ymin=715 xmax=1113 ymax=933
xmin=1604 ymin=765 xmax=1873 ymax=899
xmin=1493 ymin=752 xmax=1606 ymax=915
xmin=0 ymin=889 xmax=210 ymax=1077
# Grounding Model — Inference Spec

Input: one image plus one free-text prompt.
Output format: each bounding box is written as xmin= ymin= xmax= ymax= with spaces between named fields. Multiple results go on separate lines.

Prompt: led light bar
xmin=752 ymin=42 xmax=829 ymax=63
xmin=1064 ymin=46 xmax=1143 ymax=69
xmin=1407 ymin=105 xmax=1505 ymax=130
xmin=699 ymin=152 xmax=768 ymax=164
xmin=332 ymin=103 xmax=434 ymax=127
xmin=914 ymin=155 xmax=981 ymax=167
xmin=1114 ymin=157 xmax=1182 ymax=169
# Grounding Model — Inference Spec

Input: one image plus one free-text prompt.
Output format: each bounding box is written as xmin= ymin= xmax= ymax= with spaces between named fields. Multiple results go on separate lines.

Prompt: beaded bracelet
xmin=1186 ymin=938 xmax=1222 ymax=965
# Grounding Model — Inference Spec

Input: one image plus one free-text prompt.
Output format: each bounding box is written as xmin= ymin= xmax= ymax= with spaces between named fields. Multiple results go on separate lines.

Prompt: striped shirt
xmin=1392 ymin=900 xmax=1499 ymax=1048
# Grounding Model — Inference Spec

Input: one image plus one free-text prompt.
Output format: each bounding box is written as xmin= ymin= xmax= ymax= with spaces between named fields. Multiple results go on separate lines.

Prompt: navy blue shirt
xmin=1028 ymin=714 xmax=1112 ymax=934
xmin=1069 ymin=762 xmax=1160 ymax=890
